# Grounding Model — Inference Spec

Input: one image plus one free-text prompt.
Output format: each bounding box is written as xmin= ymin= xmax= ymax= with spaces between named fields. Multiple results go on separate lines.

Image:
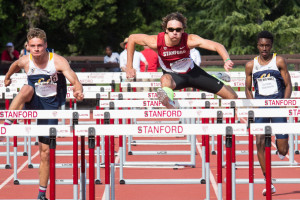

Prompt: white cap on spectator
xmin=6 ymin=42 xmax=13 ymax=47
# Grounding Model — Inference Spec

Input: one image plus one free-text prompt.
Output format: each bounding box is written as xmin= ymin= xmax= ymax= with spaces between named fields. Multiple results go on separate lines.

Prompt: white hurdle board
xmin=0 ymin=125 xmax=72 ymax=137
xmin=121 ymin=82 xmax=161 ymax=88
xmin=0 ymin=110 xmax=90 ymax=119
xmin=100 ymin=99 xmax=220 ymax=108
xmin=110 ymin=92 xmax=214 ymax=99
xmin=68 ymin=86 xmax=112 ymax=92
xmin=93 ymin=109 xmax=234 ymax=119
xmin=66 ymin=91 xmax=109 ymax=99
xmin=221 ymin=99 xmax=300 ymax=107
xmin=75 ymin=124 xmax=247 ymax=136
xmin=237 ymin=108 xmax=300 ymax=118
xmin=251 ymin=123 xmax=300 ymax=135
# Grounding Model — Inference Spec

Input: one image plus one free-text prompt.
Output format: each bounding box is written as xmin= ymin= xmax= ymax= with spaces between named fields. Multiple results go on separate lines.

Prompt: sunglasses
xmin=167 ymin=27 xmax=183 ymax=32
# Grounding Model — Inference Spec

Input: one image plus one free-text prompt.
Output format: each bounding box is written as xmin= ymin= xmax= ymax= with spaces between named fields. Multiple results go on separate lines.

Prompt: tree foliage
xmin=1 ymin=0 xmax=300 ymax=55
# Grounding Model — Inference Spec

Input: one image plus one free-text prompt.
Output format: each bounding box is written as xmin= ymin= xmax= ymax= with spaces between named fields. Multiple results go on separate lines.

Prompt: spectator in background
xmin=1 ymin=42 xmax=19 ymax=63
xmin=119 ymin=38 xmax=148 ymax=73
xmin=104 ymin=46 xmax=121 ymax=72
xmin=140 ymin=45 xmax=159 ymax=72
xmin=19 ymin=41 xmax=30 ymax=57
xmin=190 ymin=48 xmax=201 ymax=66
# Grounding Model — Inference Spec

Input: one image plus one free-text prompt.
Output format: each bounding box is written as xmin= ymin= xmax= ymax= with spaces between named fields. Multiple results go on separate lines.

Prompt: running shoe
xmin=157 ymin=87 xmax=176 ymax=109
xmin=275 ymin=139 xmax=286 ymax=160
xmin=262 ymin=184 xmax=276 ymax=196
xmin=212 ymin=72 xmax=231 ymax=85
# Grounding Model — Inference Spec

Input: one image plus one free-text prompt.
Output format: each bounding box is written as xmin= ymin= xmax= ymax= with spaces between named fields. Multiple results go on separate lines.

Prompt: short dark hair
xmin=106 ymin=46 xmax=112 ymax=50
xmin=161 ymin=12 xmax=187 ymax=31
xmin=257 ymin=31 xmax=273 ymax=43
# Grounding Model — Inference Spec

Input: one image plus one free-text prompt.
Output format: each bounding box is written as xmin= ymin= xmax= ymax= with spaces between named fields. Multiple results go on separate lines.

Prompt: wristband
xmin=224 ymin=58 xmax=231 ymax=62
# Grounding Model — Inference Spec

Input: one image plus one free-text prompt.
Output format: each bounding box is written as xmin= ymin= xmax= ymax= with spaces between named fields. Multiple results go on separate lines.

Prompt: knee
xmin=19 ymin=85 xmax=34 ymax=102
xmin=278 ymin=146 xmax=289 ymax=156
xmin=40 ymin=148 xmax=50 ymax=163
xmin=160 ymin=74 xmax=173 ymax=88
xmin=256 ymin=141 xmax=265 ymax=151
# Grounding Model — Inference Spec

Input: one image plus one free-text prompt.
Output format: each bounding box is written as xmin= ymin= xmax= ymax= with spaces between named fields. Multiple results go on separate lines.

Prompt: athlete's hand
xmin=224 ymin=60 xmax=234 ymax=72
xmin=73 ymin=90 xmax=84 ymax=101
xmin=126 ymin=67 xmax=136 ymax=79
xmin=4 ymin=77 xmax=11 ymax=87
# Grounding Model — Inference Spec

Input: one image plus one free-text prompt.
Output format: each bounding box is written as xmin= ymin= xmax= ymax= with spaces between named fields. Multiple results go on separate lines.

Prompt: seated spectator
xmin=1 ymin=42 xmax=20 ymax=63
xmin=104 ymin=46 xmax=121 ymax=72
xmin=140 ymin=46 xmax=159 ymax=72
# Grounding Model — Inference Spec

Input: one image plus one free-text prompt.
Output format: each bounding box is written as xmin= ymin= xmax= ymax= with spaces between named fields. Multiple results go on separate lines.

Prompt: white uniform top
xmin=119 ymin=49 xmax=147 ymax=72
xmin=190 ymin=48 xmax=201 ymax=66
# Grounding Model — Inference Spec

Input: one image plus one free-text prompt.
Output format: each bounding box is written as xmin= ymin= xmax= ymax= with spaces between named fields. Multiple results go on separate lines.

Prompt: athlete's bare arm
xmin=54 ymin=54 xmax=84 ymax=101
xmin=126 ymin=34 xmax=157 ymax=78
xmin=245 ymin=60 xmax=254 ymax=99
xmin=4 ymin=55 xmax=29 ymax=87
xmin=277 ymin=56 xmax=292 ymax=98
xmin=187 ymin=34 xmax=233 ymax=71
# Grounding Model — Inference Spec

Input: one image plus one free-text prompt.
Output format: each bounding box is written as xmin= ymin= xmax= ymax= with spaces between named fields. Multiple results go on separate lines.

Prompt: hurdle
xmin=92 ymin=108 xmax=235 ymax=190
xmin=0 ymin=110 xmax=94 ymax=200
xmin=246 ymin=123 xmax=300 ymax=200
xmin=75 ymin=121 xmax=248 ymax=200
xmin=1 ymin=124 xmax=72 ymax=200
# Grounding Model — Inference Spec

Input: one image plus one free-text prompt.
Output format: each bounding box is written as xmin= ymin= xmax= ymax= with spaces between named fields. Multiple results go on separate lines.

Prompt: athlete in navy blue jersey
xmin=245 ymin=31 xmax=292 ymax=196
xmin=4 ymin=28 xmax=84 ymax=200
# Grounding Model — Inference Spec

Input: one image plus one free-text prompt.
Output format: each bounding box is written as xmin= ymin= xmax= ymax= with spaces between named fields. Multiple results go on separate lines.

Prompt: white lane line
xmin=0 ymin=150 xmax=39 ymax=190
xmin=101 ymin=150 xmax=120 ymax=200
xmin=196 ymin=138 xmax=218 ymax=196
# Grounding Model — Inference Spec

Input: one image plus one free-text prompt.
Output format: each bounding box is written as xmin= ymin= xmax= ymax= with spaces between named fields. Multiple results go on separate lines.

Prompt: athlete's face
xmin=257 ymin=38 xmax=272 ymax=58
xmin=28 ymin=37 xmax=47 ymax=58
xmin=166 ymin=20 xmax=184 ymax=42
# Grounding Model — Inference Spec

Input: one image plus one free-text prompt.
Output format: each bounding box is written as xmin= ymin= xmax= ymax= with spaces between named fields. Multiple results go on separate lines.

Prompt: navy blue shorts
xmin=255 ymin=117 xmax=289 ymax=139
xmin=25 ymin=92 xmax=60 ymax=145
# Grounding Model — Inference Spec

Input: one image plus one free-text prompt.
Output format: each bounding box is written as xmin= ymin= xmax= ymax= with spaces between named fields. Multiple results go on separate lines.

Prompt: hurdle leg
xmin=232 ymin=135 xmax=236 ymax=200
xmin=289 ymin=132 xmax=295 ymax=164
xmin=225 ymin=129 xmax=232 ymax=200
xmin=5 ymin=136 xmax=11 ymax=169
xmin=201 ymin=135 xmax=206 ymax=181
xmin=73 ymin=114 xmax=79 ymax=200
xmin=101 ymin=136 xmax=105 ymax=164
xmin=80 ymin=136 xmax=86 ymax=200
xmin=105 ymin=136 xmax=110 ymax=200
xmin=249 ymin=128 xmax=254 ymax=200
xmin=205 ymin=135 xmax=210 ymax=200
xmin=119 ymin=135 xmax=124 ymax=182
xmin=49 ymin=128 xmax=57 ymax=200
xmin=88 ymin=128 xmax=95 ymax=200
xmin=110 ymin=136 xmax=115 ymax=200
xmin=27 ymin=120 xmax=33 ymax=168
xmin=96 ymin=136 xmax=101 ymax=184
xmin=13 ymin=136 xmax=19 ymax=184
xmin=265 ymin=126 xmax=272 ymax=200
xmin=23 ymin=136 xmax=28 ymax=156
xmin=295 ymin=134 xmax=299 ymax=154
xmin=217 ymin=135 xmax=222 ymax=200
xmin=191 ymin=135 xmax=196 ymax=167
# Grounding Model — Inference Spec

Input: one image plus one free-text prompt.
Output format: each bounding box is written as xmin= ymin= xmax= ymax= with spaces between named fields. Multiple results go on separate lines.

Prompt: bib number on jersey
xmin=35 ymin=83 xmax=57 ymax=97
xmin=257 ymin=77 xmax=278 ymax=96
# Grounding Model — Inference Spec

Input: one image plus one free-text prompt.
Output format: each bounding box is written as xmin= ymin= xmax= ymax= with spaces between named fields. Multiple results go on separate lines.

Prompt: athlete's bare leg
xmin=8 ymin=85 xmax=34 ymax=110
xmin=216 ymin=85 xmax=238 ymax=99
xmin=39 ymin=142 xmax=50 ymax=191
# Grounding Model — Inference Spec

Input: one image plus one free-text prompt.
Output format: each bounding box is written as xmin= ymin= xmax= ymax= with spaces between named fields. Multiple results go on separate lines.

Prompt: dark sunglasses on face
xmin=167 ymin=27 xmax=183 ymax=32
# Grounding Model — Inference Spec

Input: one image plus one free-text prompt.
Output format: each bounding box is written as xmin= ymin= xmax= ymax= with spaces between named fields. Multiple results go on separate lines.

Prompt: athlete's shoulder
xmin=245 ymin=60 xmax=254 ymax=72
xmin=17 ymin=55 xmax=30 ymax=68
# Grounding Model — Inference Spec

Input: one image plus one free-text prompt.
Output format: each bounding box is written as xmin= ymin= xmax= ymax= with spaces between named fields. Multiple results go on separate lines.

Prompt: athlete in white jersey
xmin=245 ymin=31 xmax=291 ymax=196
xmin=4 ymin=28 xmax=83 ymax=200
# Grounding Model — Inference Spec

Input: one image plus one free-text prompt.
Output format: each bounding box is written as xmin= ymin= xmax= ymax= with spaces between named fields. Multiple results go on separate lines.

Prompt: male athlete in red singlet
xmin=126 ymin=12 xmax=237 ymax=108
